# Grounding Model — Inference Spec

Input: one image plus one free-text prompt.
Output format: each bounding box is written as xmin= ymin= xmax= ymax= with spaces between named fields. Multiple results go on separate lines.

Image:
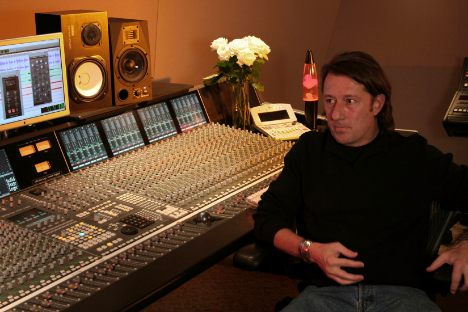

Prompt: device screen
xmin=8 ymin=208 xmax=51 ymax=227
xmin=258 ymin=110 xmax=290 ymax=122
xmin=170 ymin=92 xmax=208 ymax=132
xmin=137 ymin=102 xmax=178 ymax=143
xmin=101 ymin=111 xmax=145 ymax=156
xmin=0 ymin=36 xmax=68 ymax=130
xmin=0 ymin=149 xmax=20 ymax=197
xmin=58 ymin=123 xmax=108 ymax=170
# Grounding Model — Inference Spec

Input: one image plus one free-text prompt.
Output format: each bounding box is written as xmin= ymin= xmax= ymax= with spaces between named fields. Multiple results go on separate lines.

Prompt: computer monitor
xmin=0 ymin=33 xmax=69 ymax=132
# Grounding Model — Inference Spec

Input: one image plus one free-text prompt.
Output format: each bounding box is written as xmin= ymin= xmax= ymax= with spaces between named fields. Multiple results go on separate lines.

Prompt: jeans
xmin=281 ymin=284 xmax=441 ymax=312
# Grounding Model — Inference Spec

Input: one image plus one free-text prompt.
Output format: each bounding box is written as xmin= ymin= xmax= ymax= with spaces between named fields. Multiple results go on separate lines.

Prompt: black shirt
xmin=254 ymin=131 xmax=468 ymax=288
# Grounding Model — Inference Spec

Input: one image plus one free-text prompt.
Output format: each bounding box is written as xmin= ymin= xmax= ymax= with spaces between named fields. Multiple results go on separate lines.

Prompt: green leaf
xmin=233 ymin=63 xmax=241 ymax=70
xmin=203 ymin=64 xmax=219 ymax=73
xmin=220 ymin=65 xmax=231 ymax=73
xmin=202 ymin=73 xmax=218 ymax=84
xmin=252 ymin=82 xmax=264 ymax=92
xmin=252 ymin=67 xmax=260 ymax=79
xmin=203 ymin=73 xmax=223 ymax=85
xmin=213 ymin=73 xmax=224 ymax=84
xmin=230 ymin=77 xmax=238 ymax=84
xmin=254 ymin=59 xmax=265 ymax=67
xmin=229 ymin=55 xmax=238 ymax=64
xmin=217 ymin=62 xmax=227 ymax=68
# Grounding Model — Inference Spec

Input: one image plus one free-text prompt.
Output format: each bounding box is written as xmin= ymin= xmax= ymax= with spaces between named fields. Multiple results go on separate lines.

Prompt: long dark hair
xmin=321 ymin=51 xmax=395 ymax=133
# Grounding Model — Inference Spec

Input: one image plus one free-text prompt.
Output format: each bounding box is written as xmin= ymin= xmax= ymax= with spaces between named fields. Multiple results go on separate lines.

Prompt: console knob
xmin=121 ymin=226 xmax=138 ymax=235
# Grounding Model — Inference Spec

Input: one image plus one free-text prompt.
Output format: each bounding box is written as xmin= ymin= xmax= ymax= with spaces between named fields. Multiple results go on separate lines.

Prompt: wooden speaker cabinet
xmin=108 ymin=18 xmax=152 ymax=106
xmin=35 ymin=10 xmax=113 ymax=113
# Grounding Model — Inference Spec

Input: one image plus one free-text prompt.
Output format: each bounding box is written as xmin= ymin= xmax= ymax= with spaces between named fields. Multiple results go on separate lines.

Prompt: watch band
xmin=299 ymin=239 xmax=313 ymax=264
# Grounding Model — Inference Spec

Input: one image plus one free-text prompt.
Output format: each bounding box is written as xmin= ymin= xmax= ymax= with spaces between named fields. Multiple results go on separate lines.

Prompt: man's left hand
xmin=426 ymin=240 xmax=468 ymax=294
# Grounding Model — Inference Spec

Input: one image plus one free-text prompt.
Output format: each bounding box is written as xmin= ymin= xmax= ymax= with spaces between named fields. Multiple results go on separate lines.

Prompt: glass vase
xmin=230 ymin=82 xmax=250 ymax=130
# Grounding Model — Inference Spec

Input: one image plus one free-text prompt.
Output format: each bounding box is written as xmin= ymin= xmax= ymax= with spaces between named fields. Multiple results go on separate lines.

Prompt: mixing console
xmin=0 ymin=122 xmax=292 ymax=311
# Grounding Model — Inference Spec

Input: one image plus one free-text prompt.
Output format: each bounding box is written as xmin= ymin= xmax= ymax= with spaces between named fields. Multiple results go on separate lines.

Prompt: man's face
xmin=323 ymin=74 xmax=384 ymax=147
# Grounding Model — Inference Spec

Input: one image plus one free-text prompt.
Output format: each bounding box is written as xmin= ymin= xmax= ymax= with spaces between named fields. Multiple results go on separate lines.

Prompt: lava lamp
xmin=303 ymin=50 xmax=319 ymax=130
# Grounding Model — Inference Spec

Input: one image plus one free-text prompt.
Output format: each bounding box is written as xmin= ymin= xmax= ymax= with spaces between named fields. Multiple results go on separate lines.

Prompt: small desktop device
xmin=444 ymin=57 xmax=468 ymax=137
xmin=0 ymin=33 xmax=69 ymax=132
xmin=251 ymin=103 xmax=310 ymax=140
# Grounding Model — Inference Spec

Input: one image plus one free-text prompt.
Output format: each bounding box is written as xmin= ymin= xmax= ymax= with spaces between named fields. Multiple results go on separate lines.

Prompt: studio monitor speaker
xmin=108 ymin=18 xmax=152 ymax=105
xmin=35 ymin=10 xmax=113 ymax=113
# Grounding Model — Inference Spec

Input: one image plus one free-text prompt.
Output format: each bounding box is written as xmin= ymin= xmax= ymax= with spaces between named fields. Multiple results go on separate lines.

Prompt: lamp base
xmin=304 ymin=100 xmax=318 ymax=131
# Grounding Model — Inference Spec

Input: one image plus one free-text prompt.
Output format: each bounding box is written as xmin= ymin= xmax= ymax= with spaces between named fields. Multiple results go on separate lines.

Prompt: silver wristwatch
xmin=299 ymin=239 xmax=313 ymax=264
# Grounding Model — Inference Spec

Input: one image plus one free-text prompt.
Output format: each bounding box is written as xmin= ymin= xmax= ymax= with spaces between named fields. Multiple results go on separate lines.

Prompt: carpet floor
xmin=141 ymin=254 xmax=468 ymax=312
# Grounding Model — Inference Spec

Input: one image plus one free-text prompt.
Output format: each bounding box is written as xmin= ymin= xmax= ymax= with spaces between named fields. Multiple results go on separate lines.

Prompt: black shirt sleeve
xmin=422 ymin=139 xmax=468 ymax=213
xmin=253 ymin=134 xmax=307 ymax=245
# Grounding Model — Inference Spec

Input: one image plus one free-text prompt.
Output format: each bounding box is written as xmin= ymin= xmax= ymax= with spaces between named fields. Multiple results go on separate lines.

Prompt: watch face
xmin=300 ymin=240 xmax=312 ymax=263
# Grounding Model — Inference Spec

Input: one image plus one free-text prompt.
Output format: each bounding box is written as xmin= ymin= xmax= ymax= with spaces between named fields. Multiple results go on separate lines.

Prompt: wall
xmin=154 ymin=0 xmax=468 ymax=163
xmin=325 ymin=0 xmax=468 ymax=162
xmin=0 ymin=0 xmax=467 ymax=163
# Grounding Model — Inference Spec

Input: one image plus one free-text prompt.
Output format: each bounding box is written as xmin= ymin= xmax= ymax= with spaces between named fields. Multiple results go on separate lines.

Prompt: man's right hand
xmin=273 ymin=229 xmax=365 ymax=285
xmin=309 ymin=242 xmax=365 ymax=285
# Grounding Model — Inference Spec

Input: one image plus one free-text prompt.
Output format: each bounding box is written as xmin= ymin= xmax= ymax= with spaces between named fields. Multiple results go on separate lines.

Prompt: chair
xmin=425 ymin=202 xmax=461 ymax=298
xmin=233 ymin=202 xmax=463 ymax=310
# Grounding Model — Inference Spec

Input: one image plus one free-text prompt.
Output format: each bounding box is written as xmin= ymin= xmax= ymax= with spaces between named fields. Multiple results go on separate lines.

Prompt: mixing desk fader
xmin=0 ymin=123 xmax=292 ymax=311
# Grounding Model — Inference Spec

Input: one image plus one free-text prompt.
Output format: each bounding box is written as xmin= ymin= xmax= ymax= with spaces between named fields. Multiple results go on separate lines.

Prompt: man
xmin=253 ymin=51 xmax=468 ymax=311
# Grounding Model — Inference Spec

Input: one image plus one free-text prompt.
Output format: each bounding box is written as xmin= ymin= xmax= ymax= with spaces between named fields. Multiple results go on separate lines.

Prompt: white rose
xmin=237 ymin=49 xmax=256 ymax=66
xmin=244 ymin=36 xmax=270 ymax=60
xmin=210 ymin=38 xmax=228 ymax=51
xmin=229 ymin=38 xmax=249 ymax=54
xmin=217 ymin=45 xmax=232 ymax=61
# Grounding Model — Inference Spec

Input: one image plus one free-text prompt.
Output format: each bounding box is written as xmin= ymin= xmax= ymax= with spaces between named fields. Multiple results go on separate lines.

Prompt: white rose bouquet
xmin=203 ymin=36 xmax=270 ymax=91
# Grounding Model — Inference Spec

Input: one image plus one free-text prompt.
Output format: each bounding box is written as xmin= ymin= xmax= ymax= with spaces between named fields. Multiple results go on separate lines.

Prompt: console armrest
xmin=233 ymin=242 xmax=268 ymax=271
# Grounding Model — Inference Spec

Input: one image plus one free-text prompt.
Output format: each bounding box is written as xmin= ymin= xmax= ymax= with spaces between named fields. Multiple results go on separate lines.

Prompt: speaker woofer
xmin=69 ymin=56 xmax=108 ymax=103
xmin=117 ymin=47 xmax=148 ymax=84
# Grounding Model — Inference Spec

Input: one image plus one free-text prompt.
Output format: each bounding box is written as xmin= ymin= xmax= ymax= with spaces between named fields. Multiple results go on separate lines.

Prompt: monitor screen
xmin=8 ymin=208 xmax=51 ymax=228
xmin=100 ymin=111 xmax=145 ymax=156
xmin=58 ymin=123 xmax=108 ymax=170
xmin=0 ymin=33 xmax=69 ymax=132
xmin=137 ymin=102 xmax=178 ymax=143
xmin=0 ymin=148 xmax=20 ymax=197
xmin=170 ymin=92 xmax=208 ymax=132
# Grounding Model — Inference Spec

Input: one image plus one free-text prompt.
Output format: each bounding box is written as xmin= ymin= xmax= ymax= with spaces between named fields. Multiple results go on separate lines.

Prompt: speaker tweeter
xmin=82 ymin=23 xmax=102 ymax=47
